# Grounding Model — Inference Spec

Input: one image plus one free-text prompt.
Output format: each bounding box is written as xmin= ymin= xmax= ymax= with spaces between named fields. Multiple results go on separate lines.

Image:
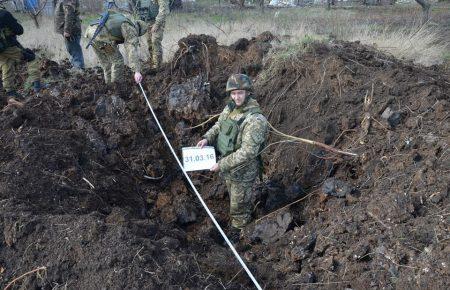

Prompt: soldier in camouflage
xmin=85 ymin=10 xmax=147 ymax=85
xmin=129 ymin=0 xmax=169 ymax=69
xmin=0 ymin=1 xmax=42 ymax=104
xmin=197 ymin=74 xmax=268 ymax=232
xmin=54 ymin=0 xmax=85 ymax=70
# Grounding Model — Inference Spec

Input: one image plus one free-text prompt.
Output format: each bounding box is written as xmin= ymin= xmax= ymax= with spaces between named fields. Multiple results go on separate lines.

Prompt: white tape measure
xmin=182 ymin=146 xmax=217 ymax=172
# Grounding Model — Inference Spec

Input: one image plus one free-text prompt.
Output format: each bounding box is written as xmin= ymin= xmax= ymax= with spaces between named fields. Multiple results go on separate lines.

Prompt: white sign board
xmin=182 ymin=146 xmax=217 ymax=172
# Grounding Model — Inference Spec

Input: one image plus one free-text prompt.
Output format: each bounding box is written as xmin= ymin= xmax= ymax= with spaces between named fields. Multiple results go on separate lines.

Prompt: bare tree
xmin=415 ymin=0 xmax=431 ymax=24
xmin=17 ymin=0 xmax=49 ymax=28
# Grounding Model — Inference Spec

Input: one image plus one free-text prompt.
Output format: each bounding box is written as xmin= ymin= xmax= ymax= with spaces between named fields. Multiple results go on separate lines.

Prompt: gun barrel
xmin=85 ymin=10 xmax=110 ymax=49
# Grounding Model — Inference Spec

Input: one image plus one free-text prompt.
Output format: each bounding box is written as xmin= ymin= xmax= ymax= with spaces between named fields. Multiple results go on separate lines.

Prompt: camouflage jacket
xmin=54 ymin=0 xmax=82 ymax=36
xmin=204 ymin=98 xmax=268 ymax=177
xmin=85 ymin=14 xmax=142 ymax=73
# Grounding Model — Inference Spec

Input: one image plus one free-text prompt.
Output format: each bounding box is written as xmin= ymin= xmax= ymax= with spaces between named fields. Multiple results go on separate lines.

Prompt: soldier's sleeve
xmin=203 ymin=106 xmax=229 ymax=145
xmin=121 ymin=22 xmax=142 ymax=73
xmin=218 ymin=114 xmax=268 ymax=172
xmin=154 ymin=0 xmax=169 ymax=30
xmin=63 ymin=1 xmax=77 ymax=35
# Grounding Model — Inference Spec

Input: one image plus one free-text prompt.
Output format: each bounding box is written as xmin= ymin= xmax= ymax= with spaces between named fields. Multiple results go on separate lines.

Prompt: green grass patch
xmin=259 ymin=34 xmax=327 ymax=82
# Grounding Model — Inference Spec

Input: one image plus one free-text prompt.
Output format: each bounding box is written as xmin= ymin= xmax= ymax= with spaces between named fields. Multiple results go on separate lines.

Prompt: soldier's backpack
xmin=88 ymin=12 xmax=133 ymax=43
xmin=104 ymin=12 xmax=131 ymax=40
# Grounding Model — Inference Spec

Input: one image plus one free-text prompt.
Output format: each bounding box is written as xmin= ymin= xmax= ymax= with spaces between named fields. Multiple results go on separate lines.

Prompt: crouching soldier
xmin=197 ymin=74 xmax=268 ymax=235
xmin=85 ymin=6 xmax=147 ymax=88
xmin=0 ymin=1 xmax=42 ymax=104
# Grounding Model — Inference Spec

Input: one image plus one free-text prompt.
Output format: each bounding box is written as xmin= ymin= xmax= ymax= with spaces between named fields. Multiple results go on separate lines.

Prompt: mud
xmin=0 ymin=33 xmax=448 ymax=289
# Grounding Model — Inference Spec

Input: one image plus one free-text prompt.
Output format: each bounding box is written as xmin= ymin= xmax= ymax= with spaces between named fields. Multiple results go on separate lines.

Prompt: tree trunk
xmin=415 ymin=0 xmax=431 ymax=24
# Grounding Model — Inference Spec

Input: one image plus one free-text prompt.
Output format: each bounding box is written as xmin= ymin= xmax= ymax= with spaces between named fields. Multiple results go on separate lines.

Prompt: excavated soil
xmin=0 ymin=33 xmax=449 ymax=290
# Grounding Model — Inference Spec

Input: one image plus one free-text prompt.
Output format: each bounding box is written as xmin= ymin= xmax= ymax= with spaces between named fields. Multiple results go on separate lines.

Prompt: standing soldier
xmin=54 ymin=0 xmax=85 ymax=70
xmin=197 ymin=74 xmax=268 ymax=236
xmin=85 ymin=6 xmax=147 ymax=89
xmin=129 ymin=0 xmax=169 ymax=69
xmin=0 ymin=1 xmax=42 ymax=103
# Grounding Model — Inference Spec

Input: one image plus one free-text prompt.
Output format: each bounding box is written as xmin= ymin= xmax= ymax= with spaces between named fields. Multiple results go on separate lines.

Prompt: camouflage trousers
xmin=225 ymin=178 xmax=255 ymax=229
xmin=147 ymin=22 xmax=164 ymax=69
xmin=223 ymin=160 xmax=260 ymax=229
xmin=92 ymin=41 xmax=124 ymax=84
xmin=0 ymin=46 xmax=40 ymax=92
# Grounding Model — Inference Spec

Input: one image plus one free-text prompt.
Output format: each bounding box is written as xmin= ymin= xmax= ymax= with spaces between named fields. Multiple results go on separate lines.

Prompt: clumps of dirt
xmin=246 ymin=40 xmax=450 ymax=289
xmin=0 ymin=33 xmax=449 ymax=290
xmin=0 ymin=32 xmax=274 ymax=289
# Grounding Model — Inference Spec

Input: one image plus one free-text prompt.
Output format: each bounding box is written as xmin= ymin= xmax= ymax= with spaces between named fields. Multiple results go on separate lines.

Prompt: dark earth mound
xmin=0 ymin=33 xmax=448 ymax=289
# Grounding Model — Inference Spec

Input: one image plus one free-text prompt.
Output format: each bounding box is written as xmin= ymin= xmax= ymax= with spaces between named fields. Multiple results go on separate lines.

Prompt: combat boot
xmin=32 ymin=81 xmax=42 ymax=93
xmin=6 ymin=90 xmax=22 ymax=99
xmin=227 ymin=227 xmax=242 ymax=245
xmin=5 ymin=91 xmax=24 ymax=109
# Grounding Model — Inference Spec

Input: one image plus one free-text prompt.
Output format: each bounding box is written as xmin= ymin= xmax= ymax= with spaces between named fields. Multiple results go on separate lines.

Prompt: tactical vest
xmin=104 ymin=12 xmax=132 ymax=41
xmin=217 ymin=107 xmax=262 ymax=157
xmin=137 ymin=0 xmax=159 ymax=22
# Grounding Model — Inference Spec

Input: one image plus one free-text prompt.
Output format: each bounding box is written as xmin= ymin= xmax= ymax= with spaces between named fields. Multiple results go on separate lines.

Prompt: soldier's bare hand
xmin=63 ymin=32 xmax=71 ymax=38
xmin=210 ymin=163 xmax=219 ymax=172
xmin=197 ymin=139 xmax=208 ymax=148
xmin=134 ymin=72 xmax=143 ymax=84
xmin=151 ymin=25 xmax=157 ymax=34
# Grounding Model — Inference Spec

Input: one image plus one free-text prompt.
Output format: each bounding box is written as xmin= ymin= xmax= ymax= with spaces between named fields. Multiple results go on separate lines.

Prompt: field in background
xmin=14 ymin=3 xmax=450 ymax=68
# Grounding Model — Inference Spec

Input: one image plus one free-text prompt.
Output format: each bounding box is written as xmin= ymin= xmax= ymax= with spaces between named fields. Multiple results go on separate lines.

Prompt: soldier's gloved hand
xmin=22 ymin=48 xmax=36 ymax=62
xmin=210 ymin=163 xmax=219 ymax=172
xmin=134 ymin=72 xmax=143 ymax=84
xmin=197 ymin=139 xmax=208 ymax=148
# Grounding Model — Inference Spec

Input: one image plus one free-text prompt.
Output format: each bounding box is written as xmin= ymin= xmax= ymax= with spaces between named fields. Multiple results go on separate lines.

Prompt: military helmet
xmin=226 ymin=74 xmax=252 ymax=93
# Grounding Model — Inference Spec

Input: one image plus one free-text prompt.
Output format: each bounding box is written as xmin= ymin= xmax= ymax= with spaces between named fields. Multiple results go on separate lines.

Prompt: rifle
xmin=85 ymin=1 xmax=115 ymax=49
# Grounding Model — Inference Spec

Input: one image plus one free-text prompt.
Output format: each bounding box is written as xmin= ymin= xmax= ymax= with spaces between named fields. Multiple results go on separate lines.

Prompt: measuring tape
xmin=138 ymin=83 xmax=263 ymax=290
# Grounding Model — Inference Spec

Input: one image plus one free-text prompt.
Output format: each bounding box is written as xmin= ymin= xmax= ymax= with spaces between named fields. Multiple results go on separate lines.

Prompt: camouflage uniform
xmin=130 ymin=0 xmax=169 ymax=68
xmin=148 ymin=0 xmax=169 ymax=68
xmin=204 ymin=97 xmax=268 ymax=229
xmin=54 ymin=0 xmax=84 ymax=69
xmin=85 ymin=12 xmax=146 ymax=83
xmin=54 ymin=0 xmax=82 ymax=36
xmin=0 ymin=8 xmax=40 ymax=95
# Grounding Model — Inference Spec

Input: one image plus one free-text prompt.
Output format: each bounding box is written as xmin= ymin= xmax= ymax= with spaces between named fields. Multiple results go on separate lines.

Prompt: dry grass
xmin=345 ymin=24 xmax=449 ymax=66
xmin=15 ymin=4 xmax=449 ymax=68
xmin=17 ymin=17 xmax=99 ymax=67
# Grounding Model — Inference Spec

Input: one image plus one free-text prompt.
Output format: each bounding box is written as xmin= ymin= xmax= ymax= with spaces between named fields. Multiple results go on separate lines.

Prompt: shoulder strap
xmin=237 ymin=107 xmax=262 ymax=126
